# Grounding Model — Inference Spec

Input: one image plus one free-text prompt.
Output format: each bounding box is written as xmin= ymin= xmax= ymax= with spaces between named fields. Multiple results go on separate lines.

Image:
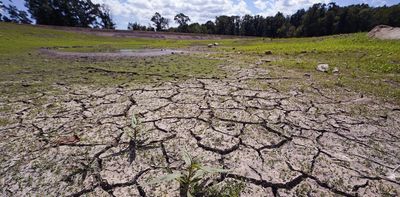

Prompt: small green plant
xmin=124 ymin=114 xmax=148 ymax=164
xmin=335 ymin=75 xmax=344 ymax=87
xmin=204 ymin=180 xmax=245 ymax=197
xmin=150 ymin=151 xmax=231 ymax=197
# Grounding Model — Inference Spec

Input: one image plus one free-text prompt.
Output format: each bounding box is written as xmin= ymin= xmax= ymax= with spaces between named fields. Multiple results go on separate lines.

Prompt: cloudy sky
xmin=5 ymin=0 xmax=400 ymax=29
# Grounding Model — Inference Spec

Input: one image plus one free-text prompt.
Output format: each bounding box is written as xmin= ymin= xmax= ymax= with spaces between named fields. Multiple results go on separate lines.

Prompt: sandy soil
xmin=1 ymin=59 xmax=399 ymax=196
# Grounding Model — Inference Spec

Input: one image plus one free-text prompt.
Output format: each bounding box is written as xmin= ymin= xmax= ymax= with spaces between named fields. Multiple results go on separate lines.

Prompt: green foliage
xmin=151 ymin=12 xmax=169 ymax=31
xmin=204 ymin=181 xmax=245 ymax=197
xmin=127 ymin=22 xmax=149 ymax=31
xmin=24 ymin=0 xmax=115 ymax=28
xmin=126 ymin=114 xmax=141 ymax=164
xmin=0 ymin=1 xmax=31 ymax=24
xmin=170 ymin=3 xmax=400 ymax=37
xmin=150 ymin=151 xmax=232 ymax=197
xmin=125 ymin=113 xmax=138 ymax=139
xmin=174 ymin=13 xmax=190 ymax=26
xmin=97 ymin=4 xmax=115 ymax=29
xmin=174 ymin=13 xmax=190 ymax=32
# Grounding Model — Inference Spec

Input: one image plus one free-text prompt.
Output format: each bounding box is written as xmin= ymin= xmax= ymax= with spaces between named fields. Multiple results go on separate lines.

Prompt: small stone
xmin=208 ymin=44 xmax=213 ymax=48
xmin=308 ymin=107 xmax=318 ymax=114
xmin=213 ymin=43 xmax=219 ymax=46
xmin=55 ymin=134 xmax=80 ymax=145
xmin=316 ymin=64 xmax=329 ymax=72
xmin=83 ymin=111 xmax=93 ymax=118
xmin=304 ymin=73 xmax=311 ymax=77
xmin=226 ymin=123 xmax=235 ymax=127
xmin=265 ymin=50 xmax=272 ymax=55
xmin=333 ymin=67 xmax=339 ymax=73
xmin=261 ymin=59 xmax=272 ymax=63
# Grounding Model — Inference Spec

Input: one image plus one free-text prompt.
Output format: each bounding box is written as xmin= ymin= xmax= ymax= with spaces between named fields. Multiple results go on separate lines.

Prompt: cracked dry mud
xmin=1 ymin=62 xmax=399 ymax=197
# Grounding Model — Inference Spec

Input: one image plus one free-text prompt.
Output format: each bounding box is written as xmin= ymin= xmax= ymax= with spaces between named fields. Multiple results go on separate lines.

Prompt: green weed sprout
xmin=125 ymin=114 xmax=142 ymax=164
xmin=150 ymin=151 xmax=230 ymax=197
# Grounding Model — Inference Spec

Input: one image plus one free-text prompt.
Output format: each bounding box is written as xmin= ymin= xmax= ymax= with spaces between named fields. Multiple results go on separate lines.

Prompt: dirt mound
xmin=368 ymin=25 xmax=400 ymax=40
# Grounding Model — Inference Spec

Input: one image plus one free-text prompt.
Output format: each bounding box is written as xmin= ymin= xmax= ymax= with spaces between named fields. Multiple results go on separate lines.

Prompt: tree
xmin=97 ymin=4 xmax=115 ymax=29
xmin=151 ymin=12 xmax=169 ymax=31
xmin=187 ymin=23 xmax=207 ymax=34
xmin=174 ymin=13 xmax=190 ymax=26
xmin=0 ymin=0 xmax=4 ymax=21
xmin=0 ymin=1 xmax=32 ymax=24
xmin=241 ymin=15 xmax=256 ymax=36
xmin=215 ymin=15 xmax=238 ymax=35
xmin=204 ymin=20 xmax=215 ymax=34
xmin=147 ymin=25 xmax=155 ymax=32
xmin=24 ymin=0 xmax=112 ymax=28
xmin=290 ymin=9 xmax=306 ymax=28
xmin=128 ymin=22 xmax=147 ymax=31
xmin=301 ymin=4 xmax=327 ymax=36
xmin=271 ymin=12 xmax=286 ymax=37
xmin=174 ymin=13 xmax=190 ymax=32
xmin=388 ymin=4 xmax=400 ymax=27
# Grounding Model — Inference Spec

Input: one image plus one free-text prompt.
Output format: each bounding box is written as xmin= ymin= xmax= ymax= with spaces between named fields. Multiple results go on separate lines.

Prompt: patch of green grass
xmin=0 ymin=22 xmax=226 ymax=54
xmin=1 ymin=22 xmax=399 ymax=102
xmin=219 ymin=33 xmax=400 ymax=74
xmin=0 ymin=105 xmax=12 ymax=112
xmin=0 ymin=118 xmax=11 ymax=126
xmin=0 ymin=52 xmax=224 ymax=96
xmin=230 ymin=34 xmax=400 ymax=102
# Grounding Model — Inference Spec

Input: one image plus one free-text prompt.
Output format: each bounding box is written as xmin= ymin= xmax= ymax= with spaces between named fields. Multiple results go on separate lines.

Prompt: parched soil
xmin=1 ymin=60 xmax=399 ymax=196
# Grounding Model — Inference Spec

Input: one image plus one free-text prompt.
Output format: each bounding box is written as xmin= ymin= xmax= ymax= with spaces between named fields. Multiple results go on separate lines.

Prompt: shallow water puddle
xmin=40 ymin=48 xmax=185 ymax=58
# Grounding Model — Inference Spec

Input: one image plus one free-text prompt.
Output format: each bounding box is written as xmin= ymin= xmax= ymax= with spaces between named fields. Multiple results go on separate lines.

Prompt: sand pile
xmin=368 ymin=25 xmax=400 ymax=40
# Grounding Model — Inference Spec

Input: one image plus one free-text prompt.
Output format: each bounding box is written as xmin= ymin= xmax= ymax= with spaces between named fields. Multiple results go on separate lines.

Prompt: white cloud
xmin=92 ymin=0 xmax=394 ymax=29
xmin=253 ymin=0 xmax=331 ymax=16
xmin=93 ymin=0 xmax=251 ymax=29
xmin=370 ymin=0 xmax=387 ymax=6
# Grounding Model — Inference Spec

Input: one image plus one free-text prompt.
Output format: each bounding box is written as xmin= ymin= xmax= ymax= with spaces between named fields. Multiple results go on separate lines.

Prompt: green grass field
xmin=1 ymin=22 xmax=399 ymax=102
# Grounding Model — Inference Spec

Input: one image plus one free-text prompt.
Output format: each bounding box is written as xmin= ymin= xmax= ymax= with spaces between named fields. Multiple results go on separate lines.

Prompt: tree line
xmin=1 ymin=1 xmax=400 ymax=37
xmin=133 ymin=3 xmax=400 ymax=37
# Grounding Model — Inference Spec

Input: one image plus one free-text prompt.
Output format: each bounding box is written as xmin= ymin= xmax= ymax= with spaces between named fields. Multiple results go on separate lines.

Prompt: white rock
xmin=333 ymin=67 xmax=339 ymax=73
xmin=316 ymin=64 xmax=329 ymax=72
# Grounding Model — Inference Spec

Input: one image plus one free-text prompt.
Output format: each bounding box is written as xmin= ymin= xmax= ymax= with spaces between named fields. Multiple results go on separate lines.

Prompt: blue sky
xmin=3 ymin=0 xmax=400 ymax=29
